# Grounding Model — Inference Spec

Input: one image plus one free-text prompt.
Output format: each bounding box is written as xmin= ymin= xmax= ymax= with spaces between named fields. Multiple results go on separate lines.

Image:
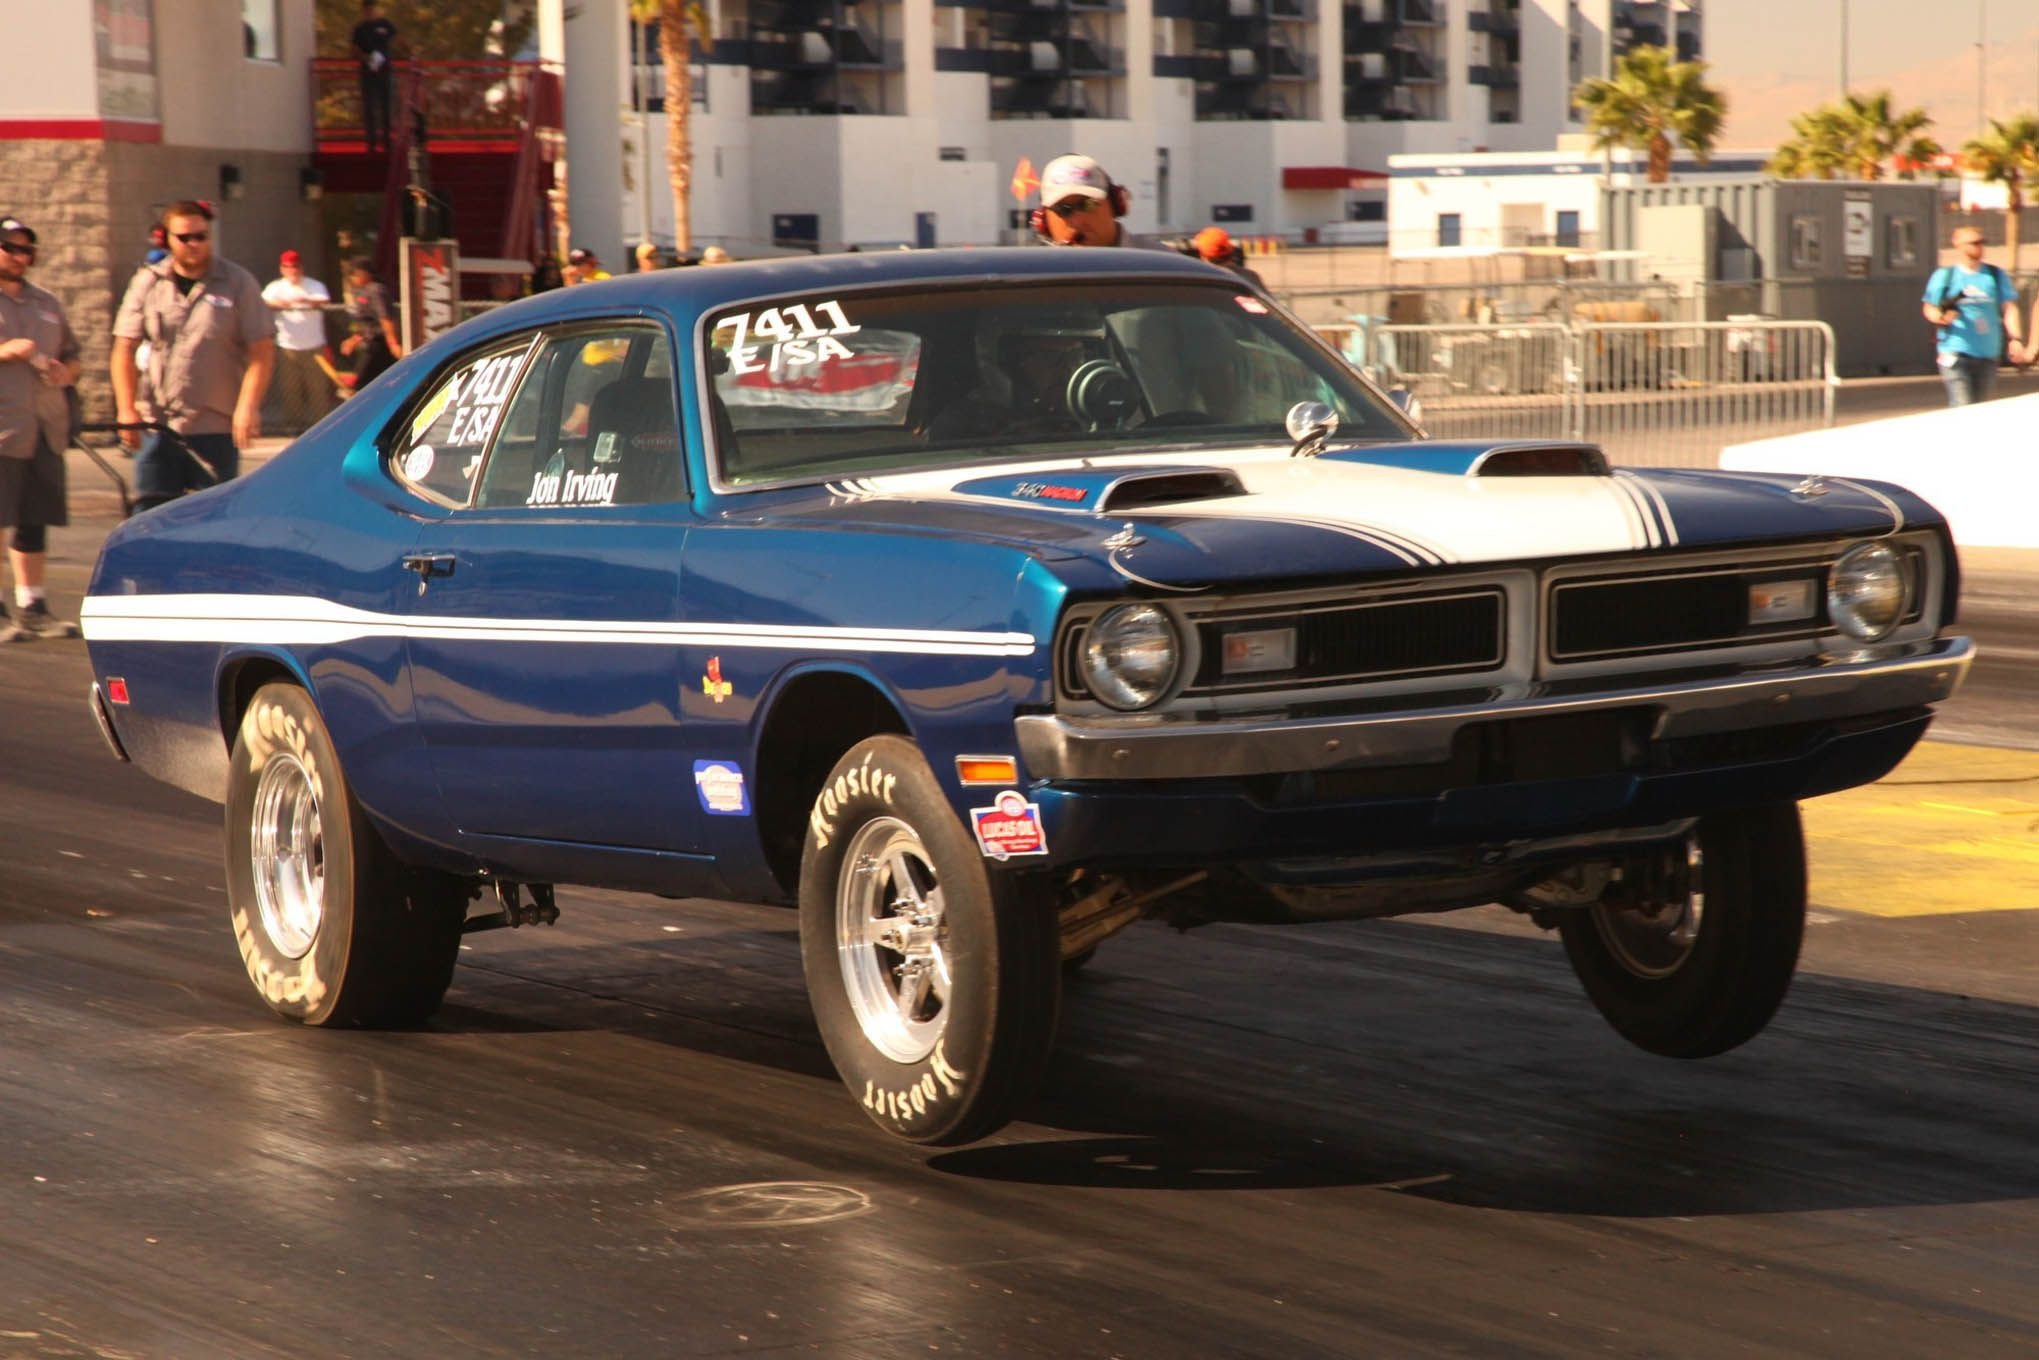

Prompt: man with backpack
xmin=1922 ymin=224 xmax=2021 ymax=406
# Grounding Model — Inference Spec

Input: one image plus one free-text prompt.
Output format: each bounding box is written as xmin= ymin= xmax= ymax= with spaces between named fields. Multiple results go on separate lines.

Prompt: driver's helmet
xmin=972 ymin=308 xmax=1108 ymax=408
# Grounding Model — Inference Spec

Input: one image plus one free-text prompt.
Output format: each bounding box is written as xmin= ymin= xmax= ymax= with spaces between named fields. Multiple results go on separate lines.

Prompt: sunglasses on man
xmin=173 ymin=232 xmax=211 ymax=245
xmin=1045 ymin=198 xmax=1100 ymax=220
xmin=0 ymin=241 xmax=34 ymax=259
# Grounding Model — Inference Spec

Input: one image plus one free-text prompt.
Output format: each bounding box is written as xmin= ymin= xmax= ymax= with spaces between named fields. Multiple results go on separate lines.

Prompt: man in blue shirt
xmin=1922 ymin=224 xmax=2022 ymax=406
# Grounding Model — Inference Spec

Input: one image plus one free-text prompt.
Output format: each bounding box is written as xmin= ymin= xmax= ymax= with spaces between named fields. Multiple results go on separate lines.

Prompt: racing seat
xmin=582 ymin=376 xmax=682 ymax=504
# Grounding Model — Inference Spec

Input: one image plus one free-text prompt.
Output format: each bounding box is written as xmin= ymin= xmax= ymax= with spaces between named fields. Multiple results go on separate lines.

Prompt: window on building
xmin=1555 ymin=210 xmax=1581 ymax=248
xmin=1789 ymin=215 xmax=1822 ymax=271
xmin=243 ymin=0 xmax=280 ymax=62
xmin=1886 ymin=216 xmax=1919 ymax=269
xmin=1438 ymin=213 xmax=1462 ymax=248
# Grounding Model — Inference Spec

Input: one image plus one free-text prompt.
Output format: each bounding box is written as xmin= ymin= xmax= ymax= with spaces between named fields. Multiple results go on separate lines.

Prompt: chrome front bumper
xmin=1014 ymin=636 xmax=1975 ymax=782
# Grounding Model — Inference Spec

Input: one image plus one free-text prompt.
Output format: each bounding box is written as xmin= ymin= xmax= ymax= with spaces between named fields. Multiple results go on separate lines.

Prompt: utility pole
xmin=1977 ymin=0 xmax=1987 ymax=136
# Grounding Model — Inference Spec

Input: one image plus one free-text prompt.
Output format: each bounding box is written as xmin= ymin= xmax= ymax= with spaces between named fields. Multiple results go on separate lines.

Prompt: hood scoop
xmin=1474 ymin=444 xmax=1611 ymax=477
xmin=1096 ymin=469 xmax=1246 ymax=512
xmin=1323 ymin=441 xmax=1611 ymax=477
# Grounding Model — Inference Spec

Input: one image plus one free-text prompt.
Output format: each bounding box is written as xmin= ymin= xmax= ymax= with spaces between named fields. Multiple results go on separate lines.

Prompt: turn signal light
xmin=956 ymin=755 xmax=1019 ymax=786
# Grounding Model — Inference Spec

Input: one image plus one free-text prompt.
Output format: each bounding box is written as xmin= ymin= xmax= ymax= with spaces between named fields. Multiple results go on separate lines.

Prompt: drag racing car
xmin=81 ymin=247 xmax=1973 ymax=1144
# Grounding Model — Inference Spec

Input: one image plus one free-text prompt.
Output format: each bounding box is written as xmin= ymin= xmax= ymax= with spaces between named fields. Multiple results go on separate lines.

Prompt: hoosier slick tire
xmin=225 ymin=683 xmax=467 ymax=1028
xmin=1558 ymin=802 xmax=1807 ymax=1060
xmin=799 ymin=735 xmax=1061 ymax=1146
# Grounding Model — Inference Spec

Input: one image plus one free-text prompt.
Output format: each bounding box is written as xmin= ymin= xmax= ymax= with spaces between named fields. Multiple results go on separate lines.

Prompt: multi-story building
xmin=558 ymin=0 xmax=1702 ymax=257
xmin=0 ymin=1 xmax=322 ymax=414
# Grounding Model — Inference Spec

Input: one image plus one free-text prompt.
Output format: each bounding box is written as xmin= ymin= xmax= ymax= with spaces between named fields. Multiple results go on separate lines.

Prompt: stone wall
xmin=0 ymin=139 xmax=116 ymax=419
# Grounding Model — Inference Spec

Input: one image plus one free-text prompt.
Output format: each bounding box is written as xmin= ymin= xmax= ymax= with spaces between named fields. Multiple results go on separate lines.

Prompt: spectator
xmin=143 ymin=223 xmax=169 ymax=267
xmin=699 ymin=245 xmax=732 ymax=265
xmin=339 ymin=256 xmax=403 ymax=392
xmin=1191 ymin=225 xmax=1264 ymax=290
xmin=0 ymin=215 xmax=83 ymax=640
xmin=262 ymin=250 xmax=337 ymax=434
xmin=111 ymin=201 xmax=274 ymax=513
xmin=564 ymin=248 xmax=611 ymax=285
xmin=634 ymin=241 xmax=664 ymax=272
xmin=353 ymin=1 xmax=399 ymax=154
xmin=530 ymin=255 xmax=565 ymax=293
xmin=1923 ymin=224 xmax=2019 ymax=406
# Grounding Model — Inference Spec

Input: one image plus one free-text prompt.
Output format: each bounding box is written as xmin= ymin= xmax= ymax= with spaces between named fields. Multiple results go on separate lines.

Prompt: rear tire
xmin=225 ymin=683 xmax=467 ymax=1028
xmin=799 ymin=736 xmax=1061 ymax=1145
xmin=1558 ymin=803 xmax=1805 ymax=1059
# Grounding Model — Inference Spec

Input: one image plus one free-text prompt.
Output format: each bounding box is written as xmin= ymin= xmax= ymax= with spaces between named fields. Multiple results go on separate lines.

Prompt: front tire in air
xmin=1558 ymin=802 xmax=1807 ymax=1059
xmin=799 ymin=735 xmax=1061 ymax=1146
xmin=224 ymin=683 xmax=467 ymax=1028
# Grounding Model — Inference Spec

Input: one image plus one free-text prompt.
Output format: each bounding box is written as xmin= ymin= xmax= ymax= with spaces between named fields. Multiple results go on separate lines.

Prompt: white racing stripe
xmin=80 ymin=593 xmax=1038 ymax=657
xmin=1614 ymin=469 xmax=1680 ymax=547
xmin=857 ymin=449 xmax=1663 ymax=564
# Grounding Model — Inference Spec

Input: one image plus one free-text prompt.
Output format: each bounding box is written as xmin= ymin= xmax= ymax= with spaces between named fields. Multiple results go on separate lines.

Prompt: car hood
xmin=737 ymin=442 xmax=1937 ymax=585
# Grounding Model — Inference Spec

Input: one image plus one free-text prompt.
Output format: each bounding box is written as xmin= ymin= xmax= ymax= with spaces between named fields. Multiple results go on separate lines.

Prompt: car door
xmin=394 ymin=321 xmax=701 ymax=855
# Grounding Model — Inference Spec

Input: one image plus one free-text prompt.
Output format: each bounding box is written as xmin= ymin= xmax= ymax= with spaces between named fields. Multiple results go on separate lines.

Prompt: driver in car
xmin=929 ymin=317 xmax=1108 ymax=441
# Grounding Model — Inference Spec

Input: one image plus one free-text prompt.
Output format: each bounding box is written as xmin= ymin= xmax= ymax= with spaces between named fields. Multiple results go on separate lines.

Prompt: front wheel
xmin=225 ymin=683 xmax=468 ymax=1028
xmin=799 ymin=736 xmax=1061 ymax=1145
xmin=1558 ymin=803 xmax=1806 ymax=1059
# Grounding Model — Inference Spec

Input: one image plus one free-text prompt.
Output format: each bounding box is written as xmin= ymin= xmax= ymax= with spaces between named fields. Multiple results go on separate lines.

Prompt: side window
xmin=1789 ymin=215 xmax=1822 ymax=271
xmin=475 ymin=326 xmax=684 ymax=509
xmin=394 ymin=335 xmax=537 ymax=504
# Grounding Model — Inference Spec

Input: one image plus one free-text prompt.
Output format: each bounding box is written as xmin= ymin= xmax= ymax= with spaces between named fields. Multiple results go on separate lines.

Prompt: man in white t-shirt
xmin=262 ymin=249 xmax=337 ymax=434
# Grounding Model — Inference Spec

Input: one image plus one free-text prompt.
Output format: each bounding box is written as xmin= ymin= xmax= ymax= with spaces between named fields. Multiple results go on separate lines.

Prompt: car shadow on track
xmin=930 ymin=918 xmax=2039 ymax=1217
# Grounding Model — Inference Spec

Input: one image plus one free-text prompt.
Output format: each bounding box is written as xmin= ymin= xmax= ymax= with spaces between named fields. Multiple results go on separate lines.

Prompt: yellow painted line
xmin=1801 ymin=741 xmax=2039 ymax=918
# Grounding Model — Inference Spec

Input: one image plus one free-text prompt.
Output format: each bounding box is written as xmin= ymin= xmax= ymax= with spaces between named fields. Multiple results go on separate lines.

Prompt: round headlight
xmin=1080 ymin=605 xmax=1181 ymax=710
xmin=1827 ymin=542 xmax=1906 ymax=641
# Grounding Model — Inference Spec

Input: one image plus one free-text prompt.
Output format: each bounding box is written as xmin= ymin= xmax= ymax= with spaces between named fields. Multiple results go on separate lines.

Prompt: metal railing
xmin=311 ymin=58 xmax=563 ymax=149
xmin=1330 ymin=319 xmax=1839 ymax=469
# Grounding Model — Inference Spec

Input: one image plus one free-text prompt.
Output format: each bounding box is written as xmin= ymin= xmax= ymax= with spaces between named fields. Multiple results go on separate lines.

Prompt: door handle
xmin=401 ymin=553 xmax=457 ymax=579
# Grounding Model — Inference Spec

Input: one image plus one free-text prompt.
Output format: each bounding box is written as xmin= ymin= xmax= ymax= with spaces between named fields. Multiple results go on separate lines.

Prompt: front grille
xmin=1550 ymin=560 xmax=1832 ymax=661
xmin=1060 ymin=588 xmax=1507 ymax=703
xmin=1189 ymin=589 xmax=1505 ymax=694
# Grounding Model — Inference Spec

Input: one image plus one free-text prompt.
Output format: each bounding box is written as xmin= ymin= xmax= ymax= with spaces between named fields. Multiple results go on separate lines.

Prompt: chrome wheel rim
xmin=1592 ymin=837 xmax=1704 ymax=979
xmin=836 ymin=817 xmax=949 ymax=1064
xmin=250 ymin=750 xmax=325 ymax=959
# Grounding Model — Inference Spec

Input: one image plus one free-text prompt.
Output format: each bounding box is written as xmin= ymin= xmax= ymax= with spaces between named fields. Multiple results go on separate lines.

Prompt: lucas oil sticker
xmin=969 ymin=791 xmax=1048 ymax=860
xmin=693 ymin=760 xmax=750 ymax=816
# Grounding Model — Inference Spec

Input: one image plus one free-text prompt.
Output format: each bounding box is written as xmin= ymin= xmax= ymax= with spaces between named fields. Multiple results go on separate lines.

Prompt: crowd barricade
xmin=1331 ymin=319 xmax=1838 ymax=469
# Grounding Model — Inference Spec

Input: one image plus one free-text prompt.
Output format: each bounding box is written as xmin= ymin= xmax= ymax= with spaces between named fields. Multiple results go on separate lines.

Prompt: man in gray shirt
xmin=112 ymin=200 xmax=274 ymax=512
xmin=0 ymin=215 xmax=83 ymax=640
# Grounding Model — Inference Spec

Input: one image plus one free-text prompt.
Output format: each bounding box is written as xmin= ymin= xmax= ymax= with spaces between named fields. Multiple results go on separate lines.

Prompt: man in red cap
xmin=262 ymin=249 xmax=337 ymax=433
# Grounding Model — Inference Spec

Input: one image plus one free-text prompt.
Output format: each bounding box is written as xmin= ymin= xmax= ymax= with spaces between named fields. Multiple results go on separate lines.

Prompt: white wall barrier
xmin=1720 ymin=393 xmax=2039 ymax=551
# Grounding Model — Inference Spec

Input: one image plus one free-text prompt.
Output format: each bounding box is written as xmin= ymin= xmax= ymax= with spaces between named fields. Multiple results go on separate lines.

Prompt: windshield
xmin=703 ymin=281 xmax=1413 ymax=486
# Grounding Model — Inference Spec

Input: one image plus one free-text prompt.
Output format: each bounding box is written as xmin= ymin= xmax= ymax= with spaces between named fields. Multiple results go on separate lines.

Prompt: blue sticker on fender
xmin=693 ymin=760 xmax=751 ymax=816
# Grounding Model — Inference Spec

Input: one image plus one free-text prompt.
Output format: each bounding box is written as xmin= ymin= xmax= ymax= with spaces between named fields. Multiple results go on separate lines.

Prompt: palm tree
xmin=1769 ymin=105 xmax=1853 ymax=180
xmin=628 ymin=0 xmax=713 ymax=253
xmin=1963 ymin=114 xmax=2039 ymax=269
xmin=1572 ymin=45 xmax=1727 ymax=184
xmin=1837 ymin=90 xmax=1935 ymax=180
xmin=1771 ymin=91 xmax=1939 ymax=181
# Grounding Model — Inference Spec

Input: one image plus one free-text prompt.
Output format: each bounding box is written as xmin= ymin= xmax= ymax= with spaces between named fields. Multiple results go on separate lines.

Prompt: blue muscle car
xmin=82 ymin=247 xmax=1973 ymax=1145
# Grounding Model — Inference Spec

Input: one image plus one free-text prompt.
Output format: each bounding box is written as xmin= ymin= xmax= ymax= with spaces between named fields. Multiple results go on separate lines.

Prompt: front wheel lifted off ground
xmin=1558 ymin=801 xmax=1806 ymax=1059
xmin=799 ymin=735 xmax=1061 ymax=1145
xmin=225 ymin=683 xmax=468 ymax=1028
